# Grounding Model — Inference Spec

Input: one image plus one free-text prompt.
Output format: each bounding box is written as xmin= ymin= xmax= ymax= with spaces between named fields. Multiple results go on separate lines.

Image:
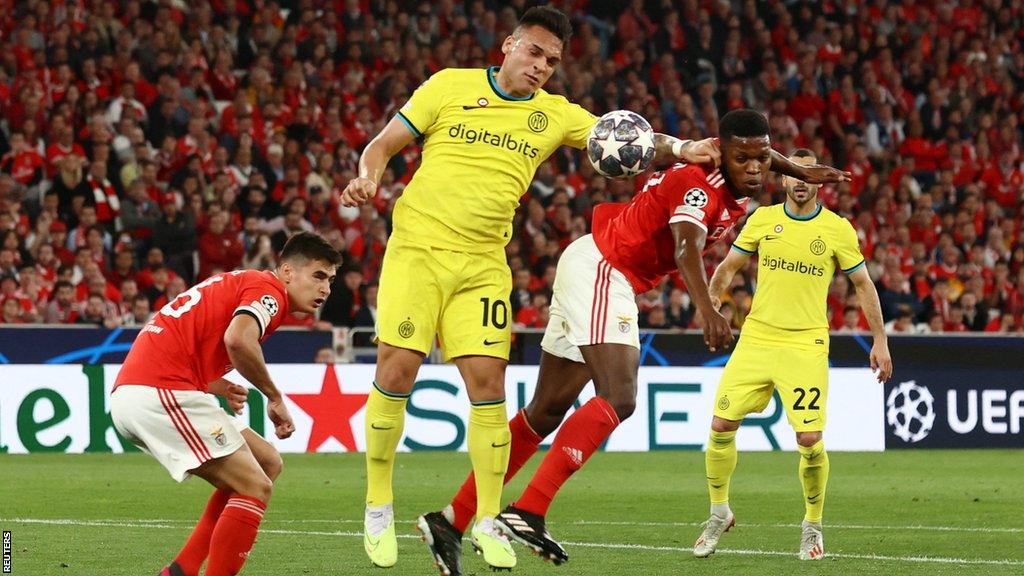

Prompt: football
xmin=587 ymin=110 xmax=656 ymax=178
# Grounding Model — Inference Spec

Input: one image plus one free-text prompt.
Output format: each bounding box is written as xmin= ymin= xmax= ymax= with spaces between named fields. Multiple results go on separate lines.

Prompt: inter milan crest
xmin=684 ymin=188 xmax=708 ymax=208
xmin=399 ymin=320 xmax=416 ymax=338
xmin=810 ymin=238 xmax=827 ymax=256
xmin=528 ymin=111 xmax=548 ymax=133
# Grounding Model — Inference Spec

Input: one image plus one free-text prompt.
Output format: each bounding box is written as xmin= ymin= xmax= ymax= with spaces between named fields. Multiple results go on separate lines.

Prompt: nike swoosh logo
xmin=462 ymin=105 xmax=485 ymax=110
xmin=491 ymin=441 xmax=511 ymax=448
xmin=370 ymin=423 xmax=394 ymax=430
xmin=764 ymin=235 xmax=779 ymax=240
xmin=483 ymin=339 xmax=505 ymax=346
xmin=802 ymin=418 xmax=819 ymax=424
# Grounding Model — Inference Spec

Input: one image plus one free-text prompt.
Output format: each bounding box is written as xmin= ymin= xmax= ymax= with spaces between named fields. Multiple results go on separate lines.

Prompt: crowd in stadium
xmin=0 ymin=0 xmax=1022 ymax=335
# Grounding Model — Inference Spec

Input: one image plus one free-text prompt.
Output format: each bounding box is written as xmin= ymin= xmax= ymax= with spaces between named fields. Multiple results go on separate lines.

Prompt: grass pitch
xmin=1 ymin=450 xmax=1021 ymax=575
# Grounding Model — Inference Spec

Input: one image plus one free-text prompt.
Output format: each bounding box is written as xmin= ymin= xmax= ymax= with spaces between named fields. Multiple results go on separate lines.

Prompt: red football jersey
xmin=592 ymin=162 xmax=750 ymax=293
xmin=115 ymin=269 xmax=289 ymax=392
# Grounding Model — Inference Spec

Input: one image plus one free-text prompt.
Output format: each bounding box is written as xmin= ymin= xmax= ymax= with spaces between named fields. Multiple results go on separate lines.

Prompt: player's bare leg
xmin=242 ymin=428 xmax=284 ymax=481
xmin=175 ymin=443 xmax=273 ymax=576
xmin=162 ymin=429 xmax=284 ymax=576
xmin=795 ymin=430 xmax=827 ymax=560
xmin=423 ymin=352 xmax=590 ymax=575
xmin=694 ymin=416 xmax=741 ymax=558
xmin=365 ymin=342 xmax=424 ymax=567
xmin=522 ymin=352 xmax=595 ymax=437
xmin=499 ymin=344 xmax=637 ymax=565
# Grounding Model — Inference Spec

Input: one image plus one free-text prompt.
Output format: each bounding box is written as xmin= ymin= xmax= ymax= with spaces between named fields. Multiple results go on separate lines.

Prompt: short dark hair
xmin=517 ymin=6 xmax=572 ymax=44
xmin=719 ymin=109 xmax=770 ymax=142
xmin=279 ymin=232 xmax=342 ymax=267
xmin=791 ymin=148 xmax=816 ymax=161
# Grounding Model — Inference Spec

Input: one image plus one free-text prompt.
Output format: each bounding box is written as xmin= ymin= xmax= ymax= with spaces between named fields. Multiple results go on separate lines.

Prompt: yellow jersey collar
xmin=487 ymin=66 xmax=535 ymax=102
xmin=784 ymin=202 xmax=823 ymax=221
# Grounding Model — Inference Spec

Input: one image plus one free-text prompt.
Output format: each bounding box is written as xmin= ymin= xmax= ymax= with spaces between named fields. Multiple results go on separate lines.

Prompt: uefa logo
xmin=886 ymin=380 xmax=936 ymax=443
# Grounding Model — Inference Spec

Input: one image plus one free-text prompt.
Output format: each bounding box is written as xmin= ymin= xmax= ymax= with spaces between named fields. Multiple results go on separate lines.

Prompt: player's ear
xmin=501 ymin=34 xmax=515 ymax=55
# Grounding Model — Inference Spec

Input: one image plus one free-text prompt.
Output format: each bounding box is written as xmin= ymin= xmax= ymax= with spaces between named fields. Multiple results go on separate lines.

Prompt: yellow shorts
xmin=713 ymin=337 xmax=829 ymax=432
xmin=376 ymin=237 xmax=511 ymax=362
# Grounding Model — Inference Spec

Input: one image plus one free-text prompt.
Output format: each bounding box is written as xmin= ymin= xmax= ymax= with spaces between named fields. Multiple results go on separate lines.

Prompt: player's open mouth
xmin=313 ymin=298 xmax=325 ymax=307
xmin=525 ymin=73 xmax=539 ymax=85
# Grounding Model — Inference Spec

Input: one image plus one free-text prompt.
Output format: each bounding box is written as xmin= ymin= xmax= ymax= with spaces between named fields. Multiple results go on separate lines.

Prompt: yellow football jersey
xmin=731 ymin=203 xmax=865 ymax=349
xmin=393 ymin=67 xmax=597 ymax=252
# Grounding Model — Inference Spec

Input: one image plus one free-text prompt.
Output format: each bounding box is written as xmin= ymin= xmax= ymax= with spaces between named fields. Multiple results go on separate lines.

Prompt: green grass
xmin=1 ymin=450 xmax=1021 ymax=575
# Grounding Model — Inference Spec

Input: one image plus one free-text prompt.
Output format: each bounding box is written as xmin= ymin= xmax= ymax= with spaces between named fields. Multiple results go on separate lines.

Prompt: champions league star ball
xmin=587 ymin=110 xmax=656 ymax=178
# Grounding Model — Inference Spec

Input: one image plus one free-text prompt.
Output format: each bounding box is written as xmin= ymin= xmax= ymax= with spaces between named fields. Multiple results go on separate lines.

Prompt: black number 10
xmin=480 ymin=297 xmax=509 ymax=329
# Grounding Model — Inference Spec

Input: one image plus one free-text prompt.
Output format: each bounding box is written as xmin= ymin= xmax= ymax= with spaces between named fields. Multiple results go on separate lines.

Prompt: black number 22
xmin=793 ymin=387 xmax=821 ymax=410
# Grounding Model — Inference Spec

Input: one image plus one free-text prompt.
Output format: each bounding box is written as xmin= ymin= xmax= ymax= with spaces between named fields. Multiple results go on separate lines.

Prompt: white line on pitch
xmin=3 ymin=518 xmax=1022 ymax=566
xmin=569 ymin=520 xmax=1024 ymax=534
xmin=5 ymin=516 xmax=1021 ymax=535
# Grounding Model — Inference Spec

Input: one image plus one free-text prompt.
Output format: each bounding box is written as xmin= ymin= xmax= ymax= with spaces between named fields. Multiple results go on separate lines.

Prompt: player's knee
xmin=711 ymin=416 xmax=741 ymax=432
xmin=238 ymin=473 xmax=274 ymax=503
xmin=468 ymin=377 xmax=506 ymax=403
xmin=262 ymin=451 xmax=284 ymax=481
xmin=375 ymin=364 xmax=417 ymax=395
xmin=796 ymin=431 xmax=822 ymax=447
xmin=524 ymin=403 xmax=564 ymax=437
xmin=606 ymin=395 xmax=635 ymax=421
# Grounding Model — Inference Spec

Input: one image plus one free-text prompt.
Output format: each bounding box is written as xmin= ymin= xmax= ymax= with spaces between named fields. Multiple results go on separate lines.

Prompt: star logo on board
xmin=287 ymin=366 xmax=369 ymax=452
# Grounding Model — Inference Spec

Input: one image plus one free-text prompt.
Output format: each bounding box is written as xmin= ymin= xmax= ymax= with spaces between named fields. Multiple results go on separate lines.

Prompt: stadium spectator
xmin=198 ymin=211 xmax=244 ymax=280
xmin=0 ymin=0 xmax=1021 ymax=336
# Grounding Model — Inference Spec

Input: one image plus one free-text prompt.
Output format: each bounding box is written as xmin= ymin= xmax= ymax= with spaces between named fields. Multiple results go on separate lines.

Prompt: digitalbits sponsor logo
xmin=886 ymin=380 xmax=936 ymax=443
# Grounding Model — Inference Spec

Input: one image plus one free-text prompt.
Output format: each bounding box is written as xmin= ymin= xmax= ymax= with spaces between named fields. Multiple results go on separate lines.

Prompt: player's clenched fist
xmin=703 ymin=309 xmax=734 ymax=352
xmin=341 ymin=177 xmax=377 ymax=207
xmin=225 ymin=383 xmax=249 ymax=414
xmin=268 ymin=398 xmax=295 ymax=439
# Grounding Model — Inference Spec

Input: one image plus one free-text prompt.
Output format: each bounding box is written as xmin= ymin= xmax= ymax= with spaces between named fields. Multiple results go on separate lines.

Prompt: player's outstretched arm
xmin=224 ymin=314 xmax=295 ymax=438
xmin=652 ymin=134 xmax=720 ymax=168
xmin=340 ymin=116 xmax=416 ymax=207
xmin=769 ymin=149 xmax=851 ymax=184
xmin=670 ymin=221 xmax=734 ymax=352
xmin=709 ymin=248 xmax=751 ymax=312
xmin=848 ymin=266 xmax=893 ymax=383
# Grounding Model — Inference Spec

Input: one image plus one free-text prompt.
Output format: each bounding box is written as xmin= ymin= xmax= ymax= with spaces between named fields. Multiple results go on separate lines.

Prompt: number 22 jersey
xmin=115 ymin=270 xmax=289 ymax=392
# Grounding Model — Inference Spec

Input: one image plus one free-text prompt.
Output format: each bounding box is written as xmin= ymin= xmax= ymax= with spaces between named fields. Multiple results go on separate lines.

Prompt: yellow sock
xmin=365 ymin=382 xmax=408 ymax=506
xmin=468 ymin=401 xmax=510 ymax=520
xmin=798 ymin=440 xmax=829 ymax=523
xmin=706 ymin=430 xmax=737 ymax=505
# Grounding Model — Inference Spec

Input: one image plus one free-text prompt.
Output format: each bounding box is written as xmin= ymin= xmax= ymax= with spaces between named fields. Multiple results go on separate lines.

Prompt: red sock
xmin=450 ymin=409 xmax=543 ymax=532
xmin=204 ymin=495 xmax=266 ymax=576
xmin=174 ymin=488 xmax=231 ymax=576
xmin=515 ymin=397 xmax=620 ymax=516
